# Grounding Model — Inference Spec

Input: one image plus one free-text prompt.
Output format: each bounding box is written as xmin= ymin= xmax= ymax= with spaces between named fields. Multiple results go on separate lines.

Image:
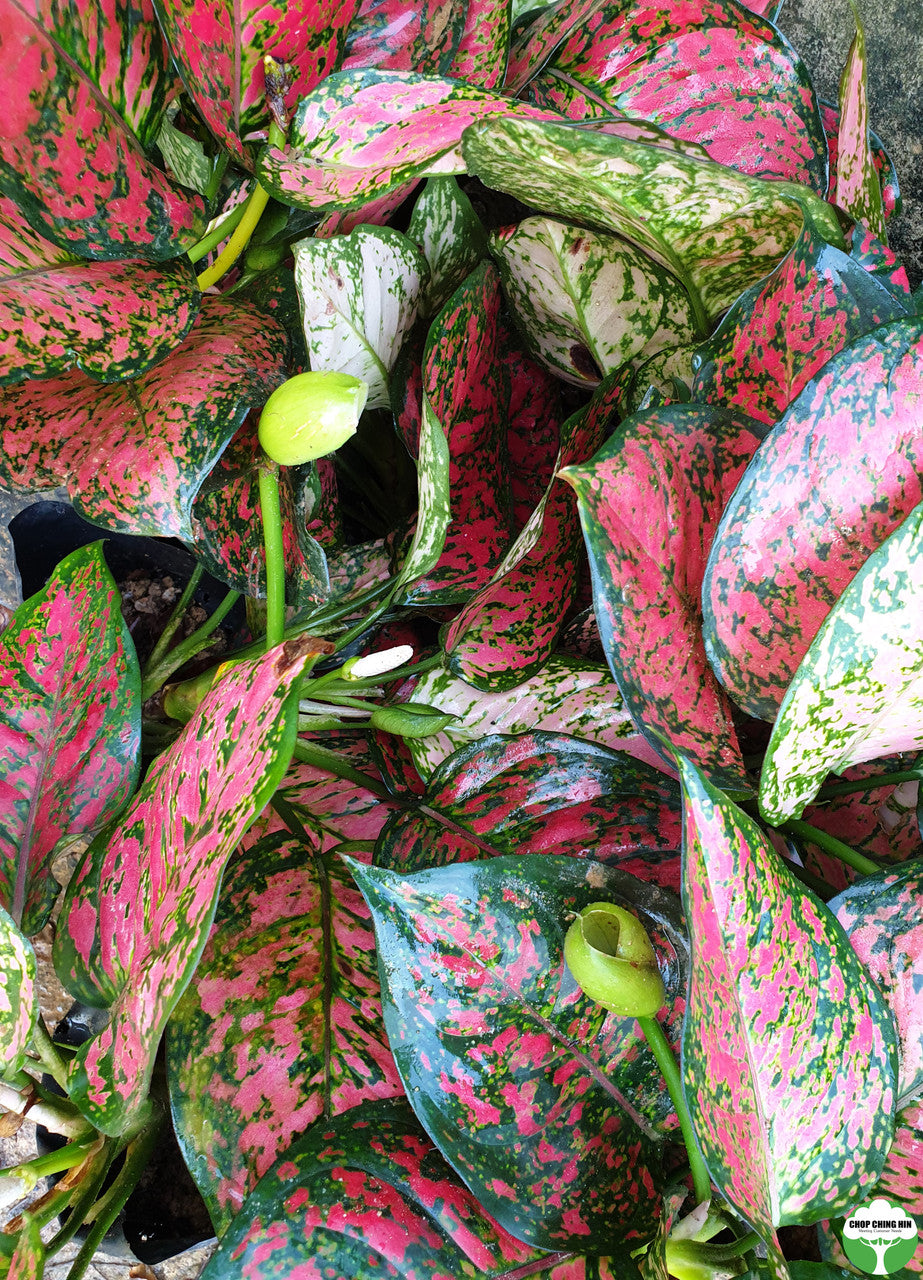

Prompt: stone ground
xmin=779 ymin=0 xmax=923 ymax=286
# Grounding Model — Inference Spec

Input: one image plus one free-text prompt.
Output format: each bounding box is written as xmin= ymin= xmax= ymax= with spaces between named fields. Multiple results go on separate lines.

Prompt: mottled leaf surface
xmin=0 ymin=544 xmax=140 ymax=935
xmin=199 ymin=1098 xmax=619 ymax=1279
xmin=443 ymin=372 xmax=621 ymax=688
xmin=835 ymin=16 xmax=885 ymax=240
xmin=168 ymin=827 xmax=402 ymax=1232
xmin=377 ymin=731 xmax=683 ymax=893
xmin=0 ymin=907 xmax=36 ymax=1079
xmin=344 ymin=0 xmax=511 ymax=89
xmin=523 ymin=0 xmax=827 ymax=190
xmin=820 ymin=101 xmax=901 ymax=223
xmin=352 ymin=855 xmax=682 ymax=1253
xmin=564 ymin=405 xmax=765 ymax=791
xmin=829 ymin=862 xmax=923 ymax=1102
xmin=703 ymin=317 xmax=923 ymax=721
xmin=504 ymin=339 xmax=563 ymax=528
xmin=691 ymin=212 xmax=908 ymax=426
xmin=0 ymin=297 xmax=287 ymax=540
xmin=0 ymin=0 xmax=206 ymax=259
xmin=680 ymin=756 xmax=898 ymax=1242
xmin=155 ymin=0 xmax=362 ymax=165
xmin=53 ymin=641 xmax=312 ymax=1135
xmin=258 ymin=69 xmax=557 ymax=212
xmin=760 ymin=502 xmax=923 ymax=823
xmin=490 ymin=216 xmax=696 ymax=387
xmin=876 ymin=1100 xmax=923 ymax=1221
xmin=293 ymin=225 xmax=428 ymax=410
xmin=463 ymin=116 xmax=842 ymax=327
xmin=407 ymin=177 xmax=489 ymax=316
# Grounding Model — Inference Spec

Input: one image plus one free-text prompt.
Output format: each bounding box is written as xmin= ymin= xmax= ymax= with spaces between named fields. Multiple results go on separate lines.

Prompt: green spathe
xmin=564 ymin=900 xmax=665 ymax=1017
xmin=258 ymin=371 xmax=368 ymax=466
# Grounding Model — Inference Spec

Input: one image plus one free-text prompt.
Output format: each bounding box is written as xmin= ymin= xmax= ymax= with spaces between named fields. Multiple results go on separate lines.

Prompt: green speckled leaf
xmin=0 ymin=297 xmax=287 ymax=541
xmin=760 ymin=501 xmax=923 ymax=824
xmin=53 ymin=640 xmax=313 ymax=1136
xmin=680 ymin=755 xmax=898 ymax=1244
xmin=407 ymin=176 xmax=489 ymax=316
xmin=0 ymin=907 xmax=36 ymax=1080
xmin=351 ymin=855 xmax=683 ymax=1254
xmin=0 ymin=543 xmax=140 ymax=936
xmin=293 ymin=225 xmax=428 ymax=411
xmin=835 ymin=13 xmax=885 ymax=241
xmin=490 ymin=216 xmax=697 ymax=387
xmin=344 ymin=0 xmax=511 ymax=89
xmin=462 ymin=115 xmax=843 ymax=327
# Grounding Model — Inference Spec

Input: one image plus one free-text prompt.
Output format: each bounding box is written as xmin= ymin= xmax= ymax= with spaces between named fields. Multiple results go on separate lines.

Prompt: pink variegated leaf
xmin=351 ymin=855 xmax=686 ymax=1251
xmin=0 ymin=0 xmax=206 ymax=260
xmin=503 ymin=339 xmax=563 ymax=529
xmin=0 ymin=196 xmax=200 ymax=386
xmin=820 ymin=101 xmax=901 ymax=222
xmin=0 ymin=907 xmax=37 ymax=1079
xmin=829 ymin=862 xmax=923 ymax=1102
xmin=155 ymin=0 xmax=362 ymax=166
xmin=198 ymin=1098 xmax=631 ymax=1279
xmin=703 ymin=317 xmax=923 ymax=722
xmin=52 ymin=639 xmax=315 ymax=1136
xmin=312 ymin=180 xmax=419 ymax=237
xmin=692 ymin=211 xmax=908 ymax=427
xmin=344 ymin=0 xmax=510 ymax=89
xmin=518 ymin=0 xmax=828 ymax=190
xmin=679 ymin=755 xmax=898 ymax=1251
xmin=504 ymin=0 xmax=611 ymax=93
xmin=443 ymin=370 xmax=622 ymax=689
xmin=0 ymin=543 xmax=140 ymax=936
xmin=874 ymin=1100 xmax=923 ymax=1229
xmin=563 ymin=405 xmax=764 ymax=792
xmin=257 ymin=69 xmax=559 ymax=212
xmin=847 ymin=225 xmax=911 ymax=299
xmin=377 ymin=730 xmax=682 ymax=893
xmin=835 ymin=15 xmax=885 ymax=241
xmin=0 ymin=297 xmax=287 ymax=541
xmin=399 ymin=261 xmax=514 ymax=604
xmin=327 ymin=537 xmax=393 ymax=599
xmin=167 ymin=828 xmax=402 ymax=1231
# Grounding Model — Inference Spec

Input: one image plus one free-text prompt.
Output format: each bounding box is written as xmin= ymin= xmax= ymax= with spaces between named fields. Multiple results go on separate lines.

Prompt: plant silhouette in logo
xmin=842 ymin=1198 xmax=919 ymax=1275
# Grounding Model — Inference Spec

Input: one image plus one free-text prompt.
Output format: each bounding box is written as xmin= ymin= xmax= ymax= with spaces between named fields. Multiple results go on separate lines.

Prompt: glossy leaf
xmin=703 ymin=317 xmax=923 ymax=721
xmin=53 ymin=639 xmax=313 ymax=1135
xmin=199 ymin=1097 xmax=629 ymax=1279
xmin=829 ymin=862 xmax=923 ymax=1102
xmin=504 ymin=339 xmax=563 ymax=528
xmin=168 ymin=827 xmax=402 ymax=1231
xmin=522 ymin=0 xmax=827 ymax=191
xmin=876 ymin=1100 xmax=923 ymax=1221
xmin=0 ymin=907 xmax=36 ymax=1080
xmin=443 ymin=372 xmax=622 ymax=688
xmin=490 ymin=216 xmax=696 ymax=387
xmin=257 ymin=69 xmax=558 ymax=212
xmin=399 ymin=262 xmax=513 ymax=603
xmin=0 ymin=197 xmax=200 ymax=386
xmin=759 ymin=501 xmax=923 ymax=824
xmin=847 ymin=224 xmax=911 ymax=299
xmin=820 ymin=101 xmax=901 ymax=223
xmin=351 ymin=855 xmax=680 ymax=1254
xmin=155 ymin=0 xmax=362 ymax=165
xmin=691 ymin=211 xmax=908 ymax=426
xmin=505 ymin=0 xmax=604 ymax=93
xmin=407 ymin=177 xmax=489 ymax=316
xmin=462 ymin=116 xmax=843 ymax=328
xmin=293 ymin=225 xmax=428 ymax=411
xmin=680 ymin=755 xmax=898 ymax=1243
xmin=835 ymin=14 xmax=885 ymax=240
xmin=377 ymin=731 xmax=683 ymax=892
xmin=0 ymin=543 xmax=140 ymax=935
xmin=564 ymin=405 xmax=765 ymax=791
xmin=0 ymin=297 xmax=287 ymax=541
xmin=0 ymin=0 xmax=206 ymax=260
xmin=344 ymin=0 xmax=511 ymax=89
xmin=393 ymin=655 xmax=663 ymax=781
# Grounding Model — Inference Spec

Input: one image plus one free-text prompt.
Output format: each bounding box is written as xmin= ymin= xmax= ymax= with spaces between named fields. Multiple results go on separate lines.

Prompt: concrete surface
xmin=778 ymin=0 xmax=923 ymax=286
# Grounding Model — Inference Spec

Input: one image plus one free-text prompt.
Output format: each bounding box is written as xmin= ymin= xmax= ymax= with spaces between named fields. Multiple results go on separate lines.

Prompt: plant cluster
xmin=0 ymin=0 xmax=921 ymax=1278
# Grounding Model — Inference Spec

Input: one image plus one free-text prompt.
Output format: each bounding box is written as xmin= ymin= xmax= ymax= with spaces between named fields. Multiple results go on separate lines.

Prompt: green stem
xmin=29 ymin=1021 xmax=70 ymax=1095
xmin=780 ymin=820 xmax=881 ymax=878
xmin=185 ymin=197 xmax=248 ymax=265
xmin=637 ymin=1015 xmax=711 ymax=1205
xmin=815 ymin=767 xmax=923 ymax=801
xmin=196 ymin=121 xmax=285 ymax=290
xmin=43 ymin=1140 xmax=118 ymax=1259
xmin=291 ymin=739 xmax=390 ymax=798
xmin=332 ymin=596 xmax=394 ymax=654
xmin=203 ymin=151 xmax=229 ymax=203
xmin=142 ymin=565 xmax=204 ymax=678
xmin=779 ymin=855 xmax=835 ymax=901
xmin=140 ymin=586 xmax=240 ymax=701
xmin=258 ymin=453 xmax=286 ymax=651
xmin=0 ymin=1136 xmax=98 ymax=1189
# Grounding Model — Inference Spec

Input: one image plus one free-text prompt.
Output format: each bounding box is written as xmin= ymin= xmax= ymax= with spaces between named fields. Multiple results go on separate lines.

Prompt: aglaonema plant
xmin=0 ymin=0 xmax=921 ymax=1278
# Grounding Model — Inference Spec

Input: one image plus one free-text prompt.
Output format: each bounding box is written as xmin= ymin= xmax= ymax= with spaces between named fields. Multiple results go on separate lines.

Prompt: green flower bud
xmin=564 ymin=901 xmax=665 ymax=1018
xmin=258 ymin=371 xmax=368 ymax=466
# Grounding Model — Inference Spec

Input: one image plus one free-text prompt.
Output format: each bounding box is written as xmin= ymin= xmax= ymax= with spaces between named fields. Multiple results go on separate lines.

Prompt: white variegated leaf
xmin=407 ymin=177 xmax=489 ymax=315
xmin=293 ymin=226 xmax=429 ymax=410
xmin=491 ymin=216 xmax=697 ymax=386
xmin=394 ymin=393 xmax=451 ymax=591
xmin=760 ymin=500 xmax=923 ymax=824
xmin=0 ymin=905 xmax=37 ymax=1080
